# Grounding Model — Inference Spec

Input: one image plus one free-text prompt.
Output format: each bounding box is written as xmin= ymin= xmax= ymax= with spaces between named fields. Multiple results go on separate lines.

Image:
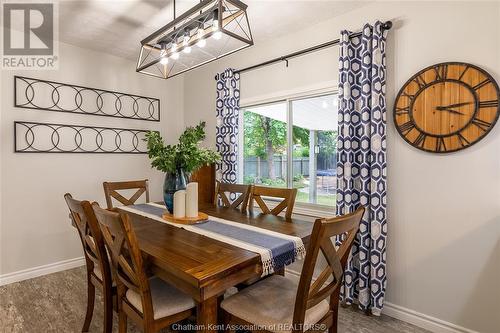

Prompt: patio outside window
xmin=242 ymin=93 xmax=338 ymax=208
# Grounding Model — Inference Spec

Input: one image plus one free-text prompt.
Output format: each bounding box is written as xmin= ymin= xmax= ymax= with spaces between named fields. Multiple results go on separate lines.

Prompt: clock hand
xmin=435 ymin=108 xmax=465 ymax=115
xmin=436 ymin=102 xmax=472 ymax=110
xmin=444 ymin=102 xmax=472 ymax=108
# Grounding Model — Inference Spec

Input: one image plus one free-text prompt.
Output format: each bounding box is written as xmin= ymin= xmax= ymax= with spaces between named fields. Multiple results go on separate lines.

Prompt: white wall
xmin=0 ymin=42 xmax=184 ymax=276
xmin=183 ymin=2 xmax=500 ymax=333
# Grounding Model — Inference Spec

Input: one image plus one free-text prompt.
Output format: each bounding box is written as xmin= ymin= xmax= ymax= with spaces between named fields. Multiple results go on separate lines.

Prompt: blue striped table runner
xmin=119 ymin=202 xmax=306 ymax=277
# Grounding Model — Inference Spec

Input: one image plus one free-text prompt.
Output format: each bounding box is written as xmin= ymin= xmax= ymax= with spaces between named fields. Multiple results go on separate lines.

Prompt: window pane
xmin=242 ymin=102 xmax=287 ymax=188
xmin=291 ymin=95 xmax=338 ymax=206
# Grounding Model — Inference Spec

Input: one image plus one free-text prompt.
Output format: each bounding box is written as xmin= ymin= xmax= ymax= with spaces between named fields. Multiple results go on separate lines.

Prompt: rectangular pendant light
xmin=136 ymin=0 xmax=253 ymax=79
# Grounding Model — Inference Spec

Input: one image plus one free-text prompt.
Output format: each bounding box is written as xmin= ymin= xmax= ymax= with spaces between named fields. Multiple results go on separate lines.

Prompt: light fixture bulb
xmin=170 ymin=43 xmax=179 ymax=59
xmin=182 ymin=33 xmax=191 ymax=53
xmin=197 ymin=39 xmax=206 ymax=48
xmin=212 ymin=18 xmax=221 ymax=39
xmin=197 ymin=29 xmax=206 ymax=47
xmin=160 ymin=56 xmax=168 ymax=65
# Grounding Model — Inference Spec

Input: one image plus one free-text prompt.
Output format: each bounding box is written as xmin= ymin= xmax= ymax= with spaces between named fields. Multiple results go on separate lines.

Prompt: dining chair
xmin=64 ymin=193 xmax=115 ymax=333
xmin=214 ymin=181 xmax=252 ymax=212
xmin=91 ymin=203 xmax=196 ymax=333
xmin=250 ymin=186 xmax=298 ymax=219
xmin=103 ymin=180 xmax=150 ymax=209
xmin=190 ymin=163 xmax=216 ymax=204
xmin=244 ymin=186 xmax=298 ymax=283
xmin=221 ymin=206 xmax=365 ymax=333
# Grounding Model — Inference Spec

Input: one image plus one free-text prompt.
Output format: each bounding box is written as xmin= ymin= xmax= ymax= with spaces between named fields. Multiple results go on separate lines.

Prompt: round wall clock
xmin=394 ymin=62 xmax=500 ymax=153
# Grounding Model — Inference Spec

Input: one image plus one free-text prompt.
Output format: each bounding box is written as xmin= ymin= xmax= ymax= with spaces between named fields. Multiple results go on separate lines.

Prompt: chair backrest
xmin=64 ymin=193 xmax=112 ymax=287
xmin=103 ymin=180 xmax=150 ymax=209
xmin=250 ymin=186 xmax=298 ymax=219
xmin=292 ymin=206 xmax=365 ymax=330
xmin=190 ymin=164 xmax=216 ymax=204
xmin=92 ymin=203 xmax=155 ymax=320
xmin=214 ymin=181 xmax=252 ymax=212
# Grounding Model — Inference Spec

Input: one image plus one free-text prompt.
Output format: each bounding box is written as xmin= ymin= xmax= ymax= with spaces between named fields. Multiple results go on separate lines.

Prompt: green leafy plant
xmin=261 ymin=177 xmax=286 ymax=187
xmin=144 ymin=122 xmax=220 ymax=174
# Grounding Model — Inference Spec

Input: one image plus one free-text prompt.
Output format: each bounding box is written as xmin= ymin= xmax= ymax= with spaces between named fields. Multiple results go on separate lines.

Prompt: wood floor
xmin=0 ymin=266 xmax=429 ymax=333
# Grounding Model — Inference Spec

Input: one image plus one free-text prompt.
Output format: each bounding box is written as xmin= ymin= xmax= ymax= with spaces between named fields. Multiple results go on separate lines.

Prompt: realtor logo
xmin=2 ymin=1 xmax=58 ymax=69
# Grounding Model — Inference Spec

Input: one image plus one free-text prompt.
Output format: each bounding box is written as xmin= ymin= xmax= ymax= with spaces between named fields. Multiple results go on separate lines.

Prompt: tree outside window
xmin=242 ymin=93 xmax=338 ymax=207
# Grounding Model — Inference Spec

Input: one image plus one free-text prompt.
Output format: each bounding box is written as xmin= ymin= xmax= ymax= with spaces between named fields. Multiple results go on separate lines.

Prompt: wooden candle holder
xmin=162 ymin=212 xmax=209 ymax=225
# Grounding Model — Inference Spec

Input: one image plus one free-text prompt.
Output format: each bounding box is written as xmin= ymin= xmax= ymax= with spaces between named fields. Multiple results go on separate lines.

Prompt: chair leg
xmin=103 ymin=288 xmax=113 ymax=333
xmin=329 ymin=289 xmax=341 ymax=333
xmin=82 ymin=278 xmax=95 ymax=332
xmin=143 ymin=321 xmax=155 ymax=333
xmin=329 ymin=313 xmax=338 ymax=333
xmin=222 ymin=310 xmax=234 ymax=333
xmin=118 ymin=309 xmax=127 ymax=333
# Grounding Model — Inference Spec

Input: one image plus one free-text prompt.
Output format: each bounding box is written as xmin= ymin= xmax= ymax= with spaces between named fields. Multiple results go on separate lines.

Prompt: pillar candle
xmin=185 ymin=182 xmax=198 ymax=218
xmin=173 ymin=190 xmax=186 ymax=218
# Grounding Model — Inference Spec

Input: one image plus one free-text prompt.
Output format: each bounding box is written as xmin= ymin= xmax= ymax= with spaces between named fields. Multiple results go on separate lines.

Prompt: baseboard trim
xmin=0 ymin=257 xmax=85 ymax=286
xmin=383 ymin=302 xmax=479 ymax=333
xmin=285 ymin=268 xmax=477 ymax=333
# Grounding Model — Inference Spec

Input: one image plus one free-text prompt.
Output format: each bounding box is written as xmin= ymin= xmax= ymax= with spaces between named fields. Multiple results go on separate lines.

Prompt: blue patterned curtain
xmin=336 ymin=22 xmax=388 ymax=315
xmin=215 ymin=68 xmax=240 ymax=184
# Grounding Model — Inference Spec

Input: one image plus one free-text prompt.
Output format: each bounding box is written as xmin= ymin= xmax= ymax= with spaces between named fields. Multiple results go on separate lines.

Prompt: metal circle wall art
xmin=15 ymin=76 xmax=160 ymax=121
xmin=14 ymin=121 xmax=152 ymax=153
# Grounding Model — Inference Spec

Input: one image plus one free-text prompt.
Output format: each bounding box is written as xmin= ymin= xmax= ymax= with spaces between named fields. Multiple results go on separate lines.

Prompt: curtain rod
xmin=233 ymin=21 xmax=392 ymax=75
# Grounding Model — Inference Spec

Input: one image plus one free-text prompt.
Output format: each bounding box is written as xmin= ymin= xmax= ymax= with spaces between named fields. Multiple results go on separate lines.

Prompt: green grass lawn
xmin=295 ymin=191 xmax=336 ymax=206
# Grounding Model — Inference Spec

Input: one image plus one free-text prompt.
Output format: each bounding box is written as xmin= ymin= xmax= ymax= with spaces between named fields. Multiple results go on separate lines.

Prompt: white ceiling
xmin=58 ymin=0 xmax=368 ymax=61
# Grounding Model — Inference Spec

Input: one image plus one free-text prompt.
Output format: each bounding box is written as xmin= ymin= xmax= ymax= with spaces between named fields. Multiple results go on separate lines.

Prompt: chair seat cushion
xmin=92 ymin=266 xmax=115 ymax=286
xmin=126 ymin=277 xmax=195 ymax=319
xmin=221 ymin=275 xmax=330 ymax=333
xmin=93 ymin=266 xmax=103 ymax=280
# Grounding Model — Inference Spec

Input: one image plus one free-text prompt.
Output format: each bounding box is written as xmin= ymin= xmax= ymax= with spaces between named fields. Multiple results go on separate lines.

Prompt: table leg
xmin=217 ymin=295 xmax=225 ymax=326
xmin=197 ymin=296 xmax=218 ymax=333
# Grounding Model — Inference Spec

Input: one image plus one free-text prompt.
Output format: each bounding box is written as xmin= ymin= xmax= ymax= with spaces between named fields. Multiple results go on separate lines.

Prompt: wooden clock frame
xmin=393 ymin=62 xmax=500 ymax=153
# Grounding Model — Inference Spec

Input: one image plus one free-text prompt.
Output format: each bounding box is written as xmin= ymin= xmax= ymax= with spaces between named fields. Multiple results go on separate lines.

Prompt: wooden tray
xmin=162 ymin=212 xmax=209 ymax=225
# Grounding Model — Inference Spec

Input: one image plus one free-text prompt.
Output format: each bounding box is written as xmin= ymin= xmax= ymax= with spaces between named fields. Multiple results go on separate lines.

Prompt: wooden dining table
xmin=116 ymin=202 xmax=313 ymax=333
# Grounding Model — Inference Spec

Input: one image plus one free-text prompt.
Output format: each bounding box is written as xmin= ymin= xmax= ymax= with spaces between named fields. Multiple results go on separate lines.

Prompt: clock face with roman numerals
xmin=394 ymin=62 xmax=500 ymax=153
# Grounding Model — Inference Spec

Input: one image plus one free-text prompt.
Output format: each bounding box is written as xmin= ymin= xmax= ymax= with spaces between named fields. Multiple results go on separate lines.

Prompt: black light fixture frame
xmin=137 ymin=0 xmax=253 ymax=79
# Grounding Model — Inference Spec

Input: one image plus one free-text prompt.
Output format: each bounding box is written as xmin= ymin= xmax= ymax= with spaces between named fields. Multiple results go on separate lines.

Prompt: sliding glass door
xmin=291 ymin=95 xmax=338 ymax=206
xmin=242 ymin=92 xmax=338 ymax=208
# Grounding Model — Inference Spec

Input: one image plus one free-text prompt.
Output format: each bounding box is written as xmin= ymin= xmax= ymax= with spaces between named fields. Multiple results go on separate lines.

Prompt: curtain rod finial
xmin=382 ymin=21 xmax=393 ymax=30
